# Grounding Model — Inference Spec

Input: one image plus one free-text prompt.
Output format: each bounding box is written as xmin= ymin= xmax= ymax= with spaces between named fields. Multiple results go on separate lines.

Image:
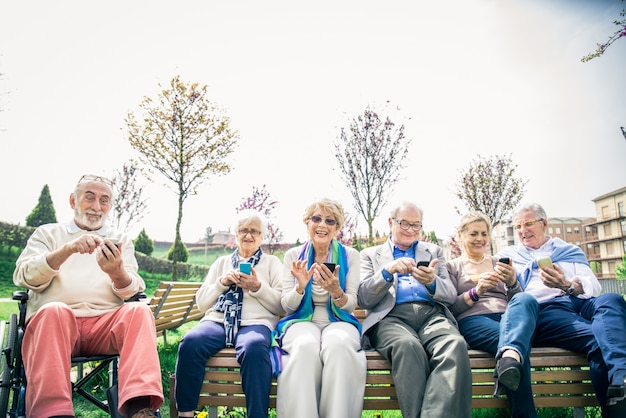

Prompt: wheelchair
xmin=0 ymin=291 xmax=145 ymax=418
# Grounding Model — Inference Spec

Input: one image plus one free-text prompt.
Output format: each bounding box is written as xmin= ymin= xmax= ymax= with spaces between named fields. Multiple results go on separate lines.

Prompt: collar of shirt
xmin=66 ymin=220 xmax=108 ymax=236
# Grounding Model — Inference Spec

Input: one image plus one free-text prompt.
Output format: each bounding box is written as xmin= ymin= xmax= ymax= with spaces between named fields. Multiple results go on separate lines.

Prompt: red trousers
xmin=22 ymin=302 xmax=164 ymax=418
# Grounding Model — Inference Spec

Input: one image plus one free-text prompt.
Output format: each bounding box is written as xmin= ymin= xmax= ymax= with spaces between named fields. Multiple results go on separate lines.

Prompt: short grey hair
xmin=234 ymin=209 xmax=269 ymax=237
xmin=389 ymin=201 xmax=424 ymax=219
xmin=512 ymin=202 xmax=548 ymax=221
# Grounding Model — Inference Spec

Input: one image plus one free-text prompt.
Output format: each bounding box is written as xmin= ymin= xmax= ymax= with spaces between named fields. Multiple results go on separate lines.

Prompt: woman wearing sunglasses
xmin=271 ymin=198 xmax=365 ymax=418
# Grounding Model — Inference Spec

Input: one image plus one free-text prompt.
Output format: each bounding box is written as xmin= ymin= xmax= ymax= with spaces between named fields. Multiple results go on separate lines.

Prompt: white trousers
xmin=276 ymin=321 xmax=366 ymax=418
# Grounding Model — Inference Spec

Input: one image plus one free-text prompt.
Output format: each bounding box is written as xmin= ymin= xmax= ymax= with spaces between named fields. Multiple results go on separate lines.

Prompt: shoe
xmin=131 ymin=408 xmax=158 ymax=418
xmin=495 ymin=357 xmax=523 ymax=392
xmin=607 ymin=372 xmax=626 ymax=406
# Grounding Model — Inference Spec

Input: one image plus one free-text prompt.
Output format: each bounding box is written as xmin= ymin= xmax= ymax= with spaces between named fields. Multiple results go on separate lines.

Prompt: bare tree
xmin=236 ymin=185 xmax=284 ymax=254
xmin=125 ymin=75 xmax=238 ymax=279
xmin=335 ymin=103 xmax=411 ymax=246
xmin=454 ymin=154 xmax=528 ymax=229
xmin=110 ymin=160 xmax=148 ymax=233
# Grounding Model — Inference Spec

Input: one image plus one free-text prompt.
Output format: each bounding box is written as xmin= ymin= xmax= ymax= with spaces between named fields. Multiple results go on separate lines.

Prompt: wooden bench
xmin=168 ymin=307 xmax=599 ymax=417
xmin=148 ymin=281 xmax=204 ymax=344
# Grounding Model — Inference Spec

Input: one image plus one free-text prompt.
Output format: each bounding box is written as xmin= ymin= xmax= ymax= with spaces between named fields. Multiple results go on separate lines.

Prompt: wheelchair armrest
xmin=12 ymin=291 xmax=28 ymax=302
xmin=125 ymin=292 xmax=147 ymax=302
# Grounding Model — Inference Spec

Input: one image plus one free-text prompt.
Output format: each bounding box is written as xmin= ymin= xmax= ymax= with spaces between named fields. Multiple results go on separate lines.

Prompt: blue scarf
xmin=269 ymin=239 xmax=361 ymax=377
xmin=213 ymin=247 xmax=262 ymax=347
xmin=498 ymin=237 xmax=589 ymax=290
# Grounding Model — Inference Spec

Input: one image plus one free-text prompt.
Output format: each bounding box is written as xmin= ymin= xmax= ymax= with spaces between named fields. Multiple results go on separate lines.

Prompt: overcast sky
xmin=1 ymin=0 xmax=625 ymax=245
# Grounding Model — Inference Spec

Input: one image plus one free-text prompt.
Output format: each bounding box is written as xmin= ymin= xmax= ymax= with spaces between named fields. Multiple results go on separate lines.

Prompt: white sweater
xmin=196 ymin=253 xmax=284 ymax=331
xmin=13 ymin=221 xmax=145 ymax=321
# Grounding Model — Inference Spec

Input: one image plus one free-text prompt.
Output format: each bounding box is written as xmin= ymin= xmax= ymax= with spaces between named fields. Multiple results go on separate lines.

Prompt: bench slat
xmin=168 ymin=308 xmax=599 ymax=415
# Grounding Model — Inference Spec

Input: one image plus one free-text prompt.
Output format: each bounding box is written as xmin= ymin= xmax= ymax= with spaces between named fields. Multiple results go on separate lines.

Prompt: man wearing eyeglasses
xmin=14 ymin=175 xmax=163 ymax=418
xmin=358 ymin=201 xmax=472 ymax=418
xmin=498 ymin=202 xmax=626 ymax=416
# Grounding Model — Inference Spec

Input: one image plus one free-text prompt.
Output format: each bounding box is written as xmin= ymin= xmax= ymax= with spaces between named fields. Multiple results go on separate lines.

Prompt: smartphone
xmin=417 ymin=261 xmax=429 ymax=268
xmin=104 ymin=239 xmax=120 ymax=252
xmin=239 ymin=263 xmax=251 ymax=275
xmin=323 ymin=262 xmax=336 ymax=273
xmin=499 ymin=257 xmax=510 ymax=265
xmin=537 ymin=257 xmax=553 ymax=269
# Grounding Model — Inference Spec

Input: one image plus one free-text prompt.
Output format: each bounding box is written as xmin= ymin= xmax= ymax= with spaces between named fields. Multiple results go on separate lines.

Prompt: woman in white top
xmin=175 ymin=209 xmax=283 ymax=418
xmin=272 ymin=198 xmax=365 ymax=418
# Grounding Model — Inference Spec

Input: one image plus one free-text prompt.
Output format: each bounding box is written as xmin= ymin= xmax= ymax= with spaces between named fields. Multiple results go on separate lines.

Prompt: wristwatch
xmin=565 ymin=280 xmax=577 ymax=296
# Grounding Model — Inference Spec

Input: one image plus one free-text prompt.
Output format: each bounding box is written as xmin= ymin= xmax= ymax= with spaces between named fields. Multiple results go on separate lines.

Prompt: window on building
xmin=566 ymin=227 xmax=572 ymax=234
xmin=607 ymin=242 xmax=614 ymax=256
xmin=604 ymin=224 xmax=612 ymax=237
xmin=602 ymin=205 xmax=610 ymax=218
xmin=548 ymin=227 xmax=553 ymax=234
xmin=619 ymin=201 xmax=625 ymax=217
xmin=623 ymin=240 xmax=626 ymax=254
xmin=621 ymin=221 xmax=626 ymax=236
xmin=556 ymin=227 xmax=561 ymax=234
xmin=608 ymin=261 xmax=616 ymax=273
xmin=574 ymin=227 xmax=580 ymax=234
xmin=585 ymin=226 xmax=591 ymax=233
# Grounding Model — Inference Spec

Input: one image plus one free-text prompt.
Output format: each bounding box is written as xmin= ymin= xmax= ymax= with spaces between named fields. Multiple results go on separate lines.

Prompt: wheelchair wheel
xmin=0 ymin=314 xmax=18 ymax=417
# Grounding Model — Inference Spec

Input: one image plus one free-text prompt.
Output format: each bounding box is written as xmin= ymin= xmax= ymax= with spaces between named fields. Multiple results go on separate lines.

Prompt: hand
xmin=291 ymin=260 xmax=314 ymax=294
xmin=220 ymin=271 xmax=240 ymax=287
xmin=68 ymin=234 xmax=103 ymax=255
xmin=312 ymin=263 xmax=342 ymax=296
xmin=411 ymin=259 xmax=439 ymax=287
xmin=476 ymin=272 xmax=499 ymax=295
xmin=237 ymin=268 xmax=261 ymax=292
xmin=96 ymin=240 xmax=130 ymax=287
xmin=539 ymin=264 xmax=569 ymax=290
xmin=495 ymin=259 xmax=516 ymax=287
xmin=385 ymin=257 xmax=416 ymax=276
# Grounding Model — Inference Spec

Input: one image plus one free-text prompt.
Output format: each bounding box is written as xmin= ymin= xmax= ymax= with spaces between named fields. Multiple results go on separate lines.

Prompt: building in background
xmin=581 ymin=186 xmax=626 ymax=279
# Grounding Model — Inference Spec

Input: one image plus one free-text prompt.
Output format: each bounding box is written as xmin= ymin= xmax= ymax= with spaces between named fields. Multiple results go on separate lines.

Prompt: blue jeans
xmin=533 ymin=293 xmax=626 ymax=409
xmin=175 ymin=321 xmax=272 ymax=418
xmin=459 ymin=293 xmax=539 ymax=418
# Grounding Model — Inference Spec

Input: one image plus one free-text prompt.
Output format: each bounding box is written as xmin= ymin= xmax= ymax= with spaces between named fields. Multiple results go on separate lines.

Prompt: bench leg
xmin=209 ymin=406 xmax=218 ymax=418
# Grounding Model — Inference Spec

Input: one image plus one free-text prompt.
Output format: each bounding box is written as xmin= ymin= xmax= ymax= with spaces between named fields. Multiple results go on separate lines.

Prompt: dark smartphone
xmin=499 ymin=257 xmax=510 ymax=265
xmin=323 ymin=262 xmax=336 ymax=272
xmin=417 ymin=261 xmax=429 ymax=268
xmin=239 ymin=263 xmax=251 ymax=275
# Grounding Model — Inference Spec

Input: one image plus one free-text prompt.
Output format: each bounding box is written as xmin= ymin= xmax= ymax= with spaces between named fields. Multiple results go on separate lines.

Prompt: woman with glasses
xmin=272 ymin=198 xmax=365 ymax=418
xmin=446 ymin=211 xmax=539 ymax=418
xmin=174 ymin=209 xmax=284 ymax=418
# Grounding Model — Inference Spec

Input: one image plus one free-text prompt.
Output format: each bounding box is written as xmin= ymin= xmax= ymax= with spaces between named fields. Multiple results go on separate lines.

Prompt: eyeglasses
xmin=512 ymin=219 xmax=543 ymax=230
xmin=309 ymin=215 xmax=337 ymax=226
xmin=238 ymin=229 xmax=262 ymax=237
xmin=392 ymin=218 xmax=422 ymax=231
xmin=78 ymin=174 xmax=113 ymax=187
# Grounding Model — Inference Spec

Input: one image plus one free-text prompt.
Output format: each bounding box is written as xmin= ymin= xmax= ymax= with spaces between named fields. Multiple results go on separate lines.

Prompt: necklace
xmin=463 ymin=255 xmax=487 ymax=265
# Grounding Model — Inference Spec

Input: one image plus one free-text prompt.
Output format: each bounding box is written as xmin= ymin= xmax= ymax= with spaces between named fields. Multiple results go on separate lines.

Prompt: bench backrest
xmin=148 ymin=281 xmax=204 ymax=339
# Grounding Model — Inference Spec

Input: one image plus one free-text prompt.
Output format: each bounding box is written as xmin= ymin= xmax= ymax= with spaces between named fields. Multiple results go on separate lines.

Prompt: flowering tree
xmin=454 ymin=154 xmax=527 ymax=229
xmin=581 ymin=8 xmax=626 ymax=62
xmin=236 ymin=185 xmax=283 ymax=254
xmin=336 ymin=212 xmax=357 ymax=246
xmin=126 ymin=75 xmax=238 ymax=279
xmin=335 ymin=103 xmax=411 ymax=246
